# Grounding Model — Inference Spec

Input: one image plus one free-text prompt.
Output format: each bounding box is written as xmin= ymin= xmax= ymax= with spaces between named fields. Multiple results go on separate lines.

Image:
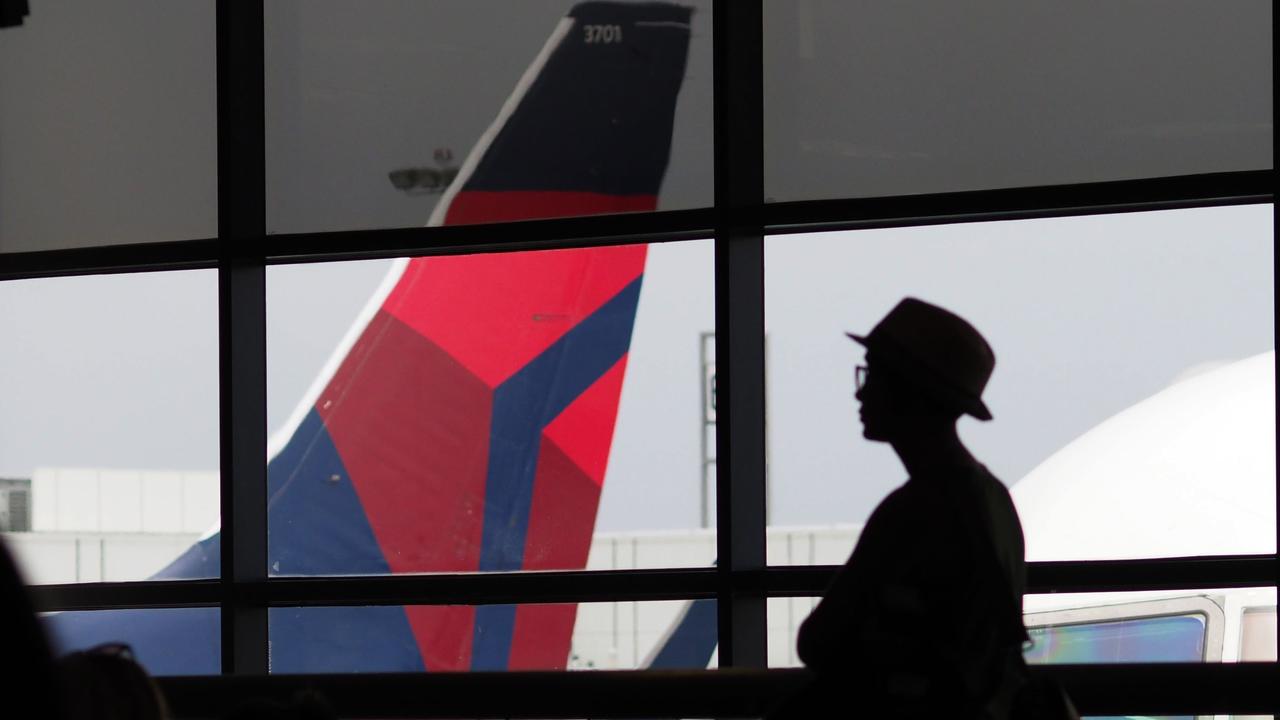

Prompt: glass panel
xmin=269 ymin=600 xmax=717 ymax=672
xmin=0 ymin=271 xmax=219 ymax=582
xmin=0 ymin=1 xmax=216 ymax=253
xmin=767 ymin=527 xmax=856 ymax=567
xmin=764 ymin=1 xmax=1273 ymax=202
xmin=1025 ymin=615 xmax=1206 ymax=664
xmin=44 ymin=608 xmax=220 ymax=676
xmin=265 ymin=0 xmax=712 ymax=234
xmin=266 ymin=239 xmax=714 ymax=576
xmin=768 ymin=596 xmax=819 ymax=668
xmin=1239 ymin=607 xmax=1277 ymax=662
xmin=764 ymin=205 xmax=1275 ymax=562
xmin=1026 ymin=590 xmax=1274 ymax=720
xmin=772 ymin=588 xmax=1276 ymax=669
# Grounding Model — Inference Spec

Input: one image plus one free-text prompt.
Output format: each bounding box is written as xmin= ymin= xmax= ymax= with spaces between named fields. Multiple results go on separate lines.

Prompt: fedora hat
xmin=846 ymin=298 xmax=995 ymax=421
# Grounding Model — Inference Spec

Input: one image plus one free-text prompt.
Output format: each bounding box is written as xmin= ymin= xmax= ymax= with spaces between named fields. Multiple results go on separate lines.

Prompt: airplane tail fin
xmin=643 ymin=597 xmax=718 ymax=669
xmin=49 ymin=2 xmax=693 ymax=675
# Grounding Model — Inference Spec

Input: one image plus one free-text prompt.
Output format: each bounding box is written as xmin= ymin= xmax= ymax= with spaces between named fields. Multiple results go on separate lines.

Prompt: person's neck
xmin=890 ymin=422 xmax=977 ymax=481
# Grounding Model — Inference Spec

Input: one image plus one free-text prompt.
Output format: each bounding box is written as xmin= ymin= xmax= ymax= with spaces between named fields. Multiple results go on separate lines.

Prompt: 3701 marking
xmin=583 ymin=24 xmax=622 ymax=44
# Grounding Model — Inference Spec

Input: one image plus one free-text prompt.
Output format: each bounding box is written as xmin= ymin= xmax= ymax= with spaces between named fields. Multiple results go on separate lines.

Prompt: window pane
xmin=269 ymin=600 xmax=717 ymax=672
xmin=0 ymin=1 xmax=215 ymax=253
xmin=1237 ymin=607 xmax=1278 ymax=720
xmin=771 ymin=588 xmax=1276 ymax=669
xmin=764 ymin=205 xmax=1274 ymax=562
xmin=266 ymin=240 xmax=714 ymax=577
xmin=1239 ymin=607 xmax=1277 ymax=662
xmin=1025 ymin=590 xmax=1272 ymax=719
xmin=1024 ymin=588 xmax=1275 ymax=664
xmin=44 ymin=608 xmax=220 ymax=676
xmin=0 ymin=271 xmax=219 ymax=582
xmin=265 ymin=0 xmax=712 ymax=234
xmin=764 ymin=1 xmax=1272 ymax=202
xmin=1025 ymin=615 xmax=1207 ymax=664
xmin=768 ymin=596 xmax=820 ymax=668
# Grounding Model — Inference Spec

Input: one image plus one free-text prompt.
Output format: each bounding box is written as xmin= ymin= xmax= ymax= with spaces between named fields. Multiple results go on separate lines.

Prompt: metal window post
xmin=216 ymin=0 xmax=268 ymax=676
xmin=713 ymin=0 xmax=767 ymax=669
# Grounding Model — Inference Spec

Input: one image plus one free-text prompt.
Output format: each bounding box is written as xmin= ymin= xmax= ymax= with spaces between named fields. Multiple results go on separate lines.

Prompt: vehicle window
xmin=1025 ymin=614 xmax=1206 ymax=664
xmin=1025 ymin=614 xmax=1206 ymax=720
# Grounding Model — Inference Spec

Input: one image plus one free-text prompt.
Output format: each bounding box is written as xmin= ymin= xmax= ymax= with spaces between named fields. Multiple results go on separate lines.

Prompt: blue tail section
xmin=646 ymin=598 xmax=718 ymax=669
xmin=46 ymin=608 xmax=221 ymax=676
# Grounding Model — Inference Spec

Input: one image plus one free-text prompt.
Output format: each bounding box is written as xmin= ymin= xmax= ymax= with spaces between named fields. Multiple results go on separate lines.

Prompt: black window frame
xmin=2 ymin=1 xmax=1275 ymax=716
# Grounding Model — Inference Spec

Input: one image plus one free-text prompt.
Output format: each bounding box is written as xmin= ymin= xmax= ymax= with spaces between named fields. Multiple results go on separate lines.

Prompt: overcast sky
xmin=1 ymin=205 xmax=1272 ymax=535
xmin=0 ymin=1 xmax=1272 ymax=535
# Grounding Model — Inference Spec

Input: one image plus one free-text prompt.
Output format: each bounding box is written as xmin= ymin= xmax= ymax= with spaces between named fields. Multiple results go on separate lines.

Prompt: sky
xmin=0 ymin=1 xmax=1273 ymax=536
xmin=0 ymin=205 xmax=1273 ymax=535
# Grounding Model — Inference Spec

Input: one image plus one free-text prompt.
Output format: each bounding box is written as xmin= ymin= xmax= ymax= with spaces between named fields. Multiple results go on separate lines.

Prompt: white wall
xmin=32 ymin=467 xmax=218 ymax=534
xmin=3 ymin=530 xmax=202 ymax=584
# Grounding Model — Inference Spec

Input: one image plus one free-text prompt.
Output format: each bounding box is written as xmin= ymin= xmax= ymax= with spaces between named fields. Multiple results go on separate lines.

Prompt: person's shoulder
xmin=953 ymin=461 xmax=1004 ymax=494
xmin=975 ymin=464 xmax=1016 ymax=501
xmin=960 ymin=463 xmax=1013 ymax=505
xmin=960 ymin=460 xmax=999 ymax=484
xmin=871 ymin=478 xmax=913 ymax=503
xmin=862 ymin=480 xmax=916 ymax=524
xmin=968 ymin=463 xmax=1025 ymax=542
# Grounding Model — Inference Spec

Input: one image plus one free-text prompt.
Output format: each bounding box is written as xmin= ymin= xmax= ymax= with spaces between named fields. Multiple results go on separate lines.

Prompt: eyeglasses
xmin=854 ymin=365 xmax=868 ymax=394
xmin=88 ymin=642 xmax=135 ymax=660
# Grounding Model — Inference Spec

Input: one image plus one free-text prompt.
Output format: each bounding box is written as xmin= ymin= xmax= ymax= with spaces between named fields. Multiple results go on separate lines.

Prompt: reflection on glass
xmin=266 ymin=0 xmax=711 ymax=234
xmin=44 ymin=608 xmax=220 ymax=676
xmin=1025 ymin=615 xmax=1206 ymax=664
xmin=1024 ymin=603 xmax=1214 ymax=720
xmin=0 ymin=271 xmax=219 ymax=584
xmin=763 ymin=1 xmax=1272 ymax=202
xmin=764 ymin=205 xmax=1275 ymax=562
xmin=269 ymin=600 xmax=716 ymax=673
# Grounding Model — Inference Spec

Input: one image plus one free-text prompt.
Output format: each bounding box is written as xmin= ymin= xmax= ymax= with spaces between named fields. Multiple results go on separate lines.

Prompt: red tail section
xmin=267 ymin=1 xmax=693 ymax=672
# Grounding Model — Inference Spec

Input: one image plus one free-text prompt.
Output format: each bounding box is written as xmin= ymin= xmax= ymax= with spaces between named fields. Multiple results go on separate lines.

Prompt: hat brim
xmin=845 ymin=331 xmax=992 ymax=421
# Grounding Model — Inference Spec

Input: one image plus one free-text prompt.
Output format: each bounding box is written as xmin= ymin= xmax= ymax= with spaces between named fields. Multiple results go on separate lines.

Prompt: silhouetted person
xmin=58 ymin=643 xmax=170 ymax=720
xmin=0 ymin=537 xmax=68 ymax=720
xmin=782 ymin=298 xmax=1028 ymax=719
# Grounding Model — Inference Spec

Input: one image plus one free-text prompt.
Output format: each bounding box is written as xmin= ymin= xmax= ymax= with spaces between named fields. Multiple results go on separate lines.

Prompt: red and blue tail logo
xmin=47 ymin=2 xmax=697 ymax=674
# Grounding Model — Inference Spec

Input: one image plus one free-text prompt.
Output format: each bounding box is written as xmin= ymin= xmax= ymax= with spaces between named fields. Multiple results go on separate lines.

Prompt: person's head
xmin=58 ymin=643 xmax=169 ymax=720
xmin=848 ymin=298 xmax=995 ymax=443
xmin=0 ymin=538 xmax=67 ymax=719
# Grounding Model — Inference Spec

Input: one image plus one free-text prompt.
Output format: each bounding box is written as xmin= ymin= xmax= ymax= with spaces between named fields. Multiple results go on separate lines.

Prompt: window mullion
xmin=713 ymin=0 xmax=767 ymax=669
xmin=216 ymin=0 xmax=268 ymax=676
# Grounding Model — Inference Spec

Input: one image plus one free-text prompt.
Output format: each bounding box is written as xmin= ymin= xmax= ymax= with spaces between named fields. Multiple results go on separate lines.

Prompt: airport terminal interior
xmin=0 ymin=1 xmax=1275 ymax=717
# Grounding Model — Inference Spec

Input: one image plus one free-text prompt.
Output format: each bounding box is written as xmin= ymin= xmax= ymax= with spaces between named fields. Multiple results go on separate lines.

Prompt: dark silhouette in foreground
xmin=774 ymin=298 xmax=1030 ymax=719
xmin=0 ymin=538 xmax=68 ymax=719
xmin=221 ymin=690 xmax=337 ymax=720
xmin=58 ymin=643 xmax=171 ymax=720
